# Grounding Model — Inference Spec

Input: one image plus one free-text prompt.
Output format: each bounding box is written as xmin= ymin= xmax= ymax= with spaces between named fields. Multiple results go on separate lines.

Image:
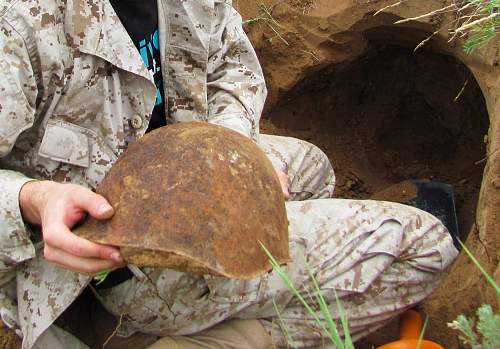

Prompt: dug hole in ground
xmin=236 ymin=0 xmax=499 ymax=348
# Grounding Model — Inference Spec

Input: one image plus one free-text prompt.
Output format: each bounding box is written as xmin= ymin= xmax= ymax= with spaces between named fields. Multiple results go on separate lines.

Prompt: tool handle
xmin=400 ymin=310 xmax=423 ymax=339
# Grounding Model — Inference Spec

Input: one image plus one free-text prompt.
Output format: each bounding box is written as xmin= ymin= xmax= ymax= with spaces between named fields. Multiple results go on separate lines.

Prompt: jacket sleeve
xmin=0 ymin=19 xmax=38 ymax=275
xmin=207 ymin=2 xmax=267 ymax=141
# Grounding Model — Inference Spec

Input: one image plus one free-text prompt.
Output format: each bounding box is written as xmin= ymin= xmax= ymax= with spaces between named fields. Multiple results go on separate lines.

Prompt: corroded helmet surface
xmin=76 ymin=122 xmax=290 ymax=279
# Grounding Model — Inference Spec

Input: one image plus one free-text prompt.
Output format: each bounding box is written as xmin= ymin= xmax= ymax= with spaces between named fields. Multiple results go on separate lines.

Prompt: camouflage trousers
xmin=90 ymin=134 xmax=458 ymax=348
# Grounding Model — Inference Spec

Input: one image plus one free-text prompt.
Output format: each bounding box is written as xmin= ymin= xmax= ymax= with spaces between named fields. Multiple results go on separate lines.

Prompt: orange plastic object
xmin=377 ymin=310 xmax=444 ymax=349
xmin=399 ymin=310 xmax=423 ymax=339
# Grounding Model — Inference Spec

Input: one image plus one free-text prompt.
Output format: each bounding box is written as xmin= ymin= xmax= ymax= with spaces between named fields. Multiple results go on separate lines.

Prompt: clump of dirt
xmin=262 ymin=43 xmax=489 ymax=240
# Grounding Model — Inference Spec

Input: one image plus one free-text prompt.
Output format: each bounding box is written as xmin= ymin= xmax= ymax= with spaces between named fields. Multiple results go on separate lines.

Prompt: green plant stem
xmin=260 ymin=242 xmax=355 ymax=348
xmin=94 ymin=270 xmax=110 ymax=285
xmin=459 ymin=240 xmax=500 ymax=295
xmin=416 ymin=315 xmax=429 ymax=349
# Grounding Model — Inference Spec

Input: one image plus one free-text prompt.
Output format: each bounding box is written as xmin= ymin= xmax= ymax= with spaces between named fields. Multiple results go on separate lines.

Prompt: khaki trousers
xmin=146 ymin=320 xmax=272 ymax=349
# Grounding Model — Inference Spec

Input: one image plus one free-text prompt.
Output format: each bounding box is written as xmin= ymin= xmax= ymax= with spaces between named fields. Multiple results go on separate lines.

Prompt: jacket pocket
xmin=38 ymin=120 xmax=117 ymax=187
xmin=38 ymin=121 xmax=90 ymax=168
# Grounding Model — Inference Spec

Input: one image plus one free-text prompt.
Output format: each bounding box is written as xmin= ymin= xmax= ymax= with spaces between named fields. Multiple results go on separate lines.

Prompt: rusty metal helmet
xmin=75 ymin=122 xmax=290 ymax=279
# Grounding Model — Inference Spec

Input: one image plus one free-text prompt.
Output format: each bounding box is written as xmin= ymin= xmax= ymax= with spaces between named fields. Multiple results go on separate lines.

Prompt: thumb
xmin=71 ymin=187 xmax=115 ymax=220
xmin=276 ymin=170 xmax=290 ymax=199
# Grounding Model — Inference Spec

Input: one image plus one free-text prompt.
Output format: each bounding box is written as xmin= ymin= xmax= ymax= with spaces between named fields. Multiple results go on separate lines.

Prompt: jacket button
xmin=131 ymin=116 xmax=143 ymax=129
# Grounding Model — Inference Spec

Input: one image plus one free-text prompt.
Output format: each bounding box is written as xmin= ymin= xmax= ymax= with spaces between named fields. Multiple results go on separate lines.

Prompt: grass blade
xmin=301 ymin=256 xmax=346 ymax=349
xmin=416 ymin=315 xmax=429 ymax=349
xmin=459 ymin=240 xmax=500 ymax=295
xmin=272 ymin=298 xmax=298 ymax=349
xmin=259 ymin=242 xmax=339 ymax=345
xmin=301 ymin=255 xmax=355 ymax=348
xmin=261 ymin=242 xmax=357 ymax=348
xmin=93 ymin=270 xmax=110 ymax=285
xmin=334 ymin=288 xmax=354 ymax=349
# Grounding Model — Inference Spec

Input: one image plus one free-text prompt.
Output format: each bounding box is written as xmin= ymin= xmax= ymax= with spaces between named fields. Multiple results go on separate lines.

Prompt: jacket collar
xmin=64 ymin=0 xmax=153 ymax=82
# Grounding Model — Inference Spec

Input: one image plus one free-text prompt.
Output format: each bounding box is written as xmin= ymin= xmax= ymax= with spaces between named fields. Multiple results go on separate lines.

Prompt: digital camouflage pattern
xmin=0 ymin=0 xmax=458 ymax=348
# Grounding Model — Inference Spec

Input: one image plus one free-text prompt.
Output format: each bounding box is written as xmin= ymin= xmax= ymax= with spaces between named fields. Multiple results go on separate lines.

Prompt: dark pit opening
xmin=262 ymin=40 xmax=489 ymax=239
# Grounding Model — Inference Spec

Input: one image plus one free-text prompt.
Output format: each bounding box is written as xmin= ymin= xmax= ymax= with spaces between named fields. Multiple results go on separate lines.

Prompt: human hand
xmin=19 ymin=181 xmax=124 ymax=275
xmin=275 ymin=169 xmax=290 ymax=199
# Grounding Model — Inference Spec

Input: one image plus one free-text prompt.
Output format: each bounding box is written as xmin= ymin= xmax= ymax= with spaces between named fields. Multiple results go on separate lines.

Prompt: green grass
xmin=458 ymin=240 xmax=500 ymax=295
xmin=377 ymin=0 xmax=499 ymax=54
xmin=459 ymin=0 xmax=500 ymax=53
xmin=93 ymin=270 xmax=110 ymax=285
xmin=260 ymin=242 xmax=355 ymax=348
xmin=272 ymin=298 xmax=298 ymax=349
xmin=416 ymin=315 xmax=429 ymax=349
xmin=261 ymin=235 xmax=500 ymax=349
xmin=447 ymin=240 xmax=500 ymax=348
xmin=242 ymin=2 xmax=290 ymax=46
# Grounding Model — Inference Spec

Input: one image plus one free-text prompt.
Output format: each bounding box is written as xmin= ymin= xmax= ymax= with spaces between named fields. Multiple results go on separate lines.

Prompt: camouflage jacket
xmin=0 ymin=0 xmax=266 ymax=347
